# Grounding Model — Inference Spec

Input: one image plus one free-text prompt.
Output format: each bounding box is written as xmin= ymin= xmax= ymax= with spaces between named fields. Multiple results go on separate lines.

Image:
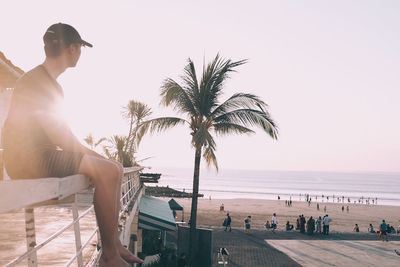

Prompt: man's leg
xmin=78 ymin=155 xmax=138 ymax=266
xmin=110 ymin=162 xmax=143 ymax=263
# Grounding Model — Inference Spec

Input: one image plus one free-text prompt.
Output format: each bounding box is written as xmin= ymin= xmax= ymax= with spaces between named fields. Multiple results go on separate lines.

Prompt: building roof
xmin=0 ymin=51 xmax=24 ymax=89
xmin=138 ymin=195 xmax=176 ymax=231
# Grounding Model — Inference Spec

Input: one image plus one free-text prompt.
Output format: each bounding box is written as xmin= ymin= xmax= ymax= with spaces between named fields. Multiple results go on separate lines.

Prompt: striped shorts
xmin=5 ymin=150 xmax=83 ymax=179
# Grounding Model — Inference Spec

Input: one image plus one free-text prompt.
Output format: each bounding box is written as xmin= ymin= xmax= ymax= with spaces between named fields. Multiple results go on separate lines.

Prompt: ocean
xmin=148 ymin=167 xmax=400 ymax=206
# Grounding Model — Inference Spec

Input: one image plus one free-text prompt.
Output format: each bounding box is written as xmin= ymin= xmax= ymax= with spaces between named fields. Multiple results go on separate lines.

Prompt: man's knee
xmin=114 ymin=161 xmax=124 ymax=177
xmin=79 ymin=156 xmax=121 ymax=183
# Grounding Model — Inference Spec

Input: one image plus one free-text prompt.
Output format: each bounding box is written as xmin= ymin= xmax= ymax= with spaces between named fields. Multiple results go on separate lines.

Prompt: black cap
xmin=43 ymin=23 xmax=93 ymax=48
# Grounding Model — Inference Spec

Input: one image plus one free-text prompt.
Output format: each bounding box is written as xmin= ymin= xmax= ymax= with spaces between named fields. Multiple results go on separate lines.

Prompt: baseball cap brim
xmin=80 ymin=39 xmax=93 ymax=48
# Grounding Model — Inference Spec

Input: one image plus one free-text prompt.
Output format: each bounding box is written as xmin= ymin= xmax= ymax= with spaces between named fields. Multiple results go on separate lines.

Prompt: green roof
xmin=139 ymin=195 xmax=176 ymax=231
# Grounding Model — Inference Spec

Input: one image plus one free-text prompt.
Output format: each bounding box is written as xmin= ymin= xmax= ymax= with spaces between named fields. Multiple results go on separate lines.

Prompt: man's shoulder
xmin=15 ymin=66 xmax=45 ymax=90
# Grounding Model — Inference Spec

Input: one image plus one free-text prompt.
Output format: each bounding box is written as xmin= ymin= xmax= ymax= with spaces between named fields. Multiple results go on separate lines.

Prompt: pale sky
xmin=1 ymin=0 xmax=400 ymax=172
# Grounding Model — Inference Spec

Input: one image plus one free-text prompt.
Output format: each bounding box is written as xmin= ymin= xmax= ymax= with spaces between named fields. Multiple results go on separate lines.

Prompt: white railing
xmin=0 ymin=167 xmax=143 ymax=267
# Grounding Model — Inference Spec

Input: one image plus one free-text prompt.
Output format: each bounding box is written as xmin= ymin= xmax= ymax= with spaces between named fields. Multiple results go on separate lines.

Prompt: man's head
xmin=43 ymin=23 xmax=92 ymax=67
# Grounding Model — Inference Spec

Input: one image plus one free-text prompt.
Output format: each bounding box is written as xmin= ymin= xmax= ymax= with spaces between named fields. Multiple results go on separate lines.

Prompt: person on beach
xmin=323 ymin=214 xmax=332 ymax=235
xmin=2 ymin=23 xmax=143 ymax=266
xmin=300 ymin=214 xmax=306 ymax=234
xmin=286 ymin=221 xmax=294 ymax=231
xmin=353 ymin=224 xmax=360 ymax=232
xmin=224 ymin=213 xmax=232 ymax=232
xmin=265 ymin=220 xmax=271 ymax=229
xmin=271 ymin=213 xmax=278 ymax=233
xmin=306 ymin=216 xmax=315 ymax=235
xmin=244 ymin=215 xmax=251 ymax=234
xmin=368 ymin=223 xmax=375 ymax=233
xmin=379 ymin=219 xmax=389 ymax=242
xmin=296 ymin=215 xmax=301 ymax=230
xmin=220 ymin=203 xmax=225 ymax=212
xmin=316 ymin=216 xmax=322 ymax=234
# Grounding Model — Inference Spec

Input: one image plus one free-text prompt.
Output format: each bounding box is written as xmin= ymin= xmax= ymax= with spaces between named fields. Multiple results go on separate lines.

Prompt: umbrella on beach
xmin=168 ymin=198 xmax=184 ymax=222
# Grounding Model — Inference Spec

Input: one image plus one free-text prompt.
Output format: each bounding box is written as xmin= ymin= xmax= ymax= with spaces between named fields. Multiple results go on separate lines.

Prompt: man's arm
xmin=36 ymin=112 xmax=105 ymax=159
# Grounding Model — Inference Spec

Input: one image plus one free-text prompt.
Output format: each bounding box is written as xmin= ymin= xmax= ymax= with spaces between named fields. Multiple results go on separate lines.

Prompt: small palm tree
xmin=103 ymin=135 xmax=133 ymax=167
xmin=83 ymin=133 xmax=106 ymax=150
xmin=138 ymin=54 xmax=278 ymax=263
xmin=122 ymin=100 xmax=152 ymax=161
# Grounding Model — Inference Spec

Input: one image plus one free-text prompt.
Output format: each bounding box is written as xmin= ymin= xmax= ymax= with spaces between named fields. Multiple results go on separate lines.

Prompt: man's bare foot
xmin=99 ymin=254 xmax=131 ymax=267
xmin=118 ymin=245 xmax=144 ymax=263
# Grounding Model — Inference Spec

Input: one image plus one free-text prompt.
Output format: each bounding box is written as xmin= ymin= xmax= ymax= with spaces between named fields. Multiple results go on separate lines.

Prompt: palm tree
xmin=138 ymin=54 xmax=278 ymax=264
xmin=103 ymin=135 xmax=133 ymax=167
xmin=122 ymin=100 xmax=152 ymax=161
xmin=83 ymin=133 xmax=106 ymax=150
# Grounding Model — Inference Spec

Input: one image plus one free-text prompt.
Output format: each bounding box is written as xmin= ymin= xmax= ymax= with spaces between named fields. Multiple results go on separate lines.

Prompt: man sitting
xmin=286 ymin=221 xmax=294 ymax=231
xmin=3 ymin=23 xmax=143 ymax=267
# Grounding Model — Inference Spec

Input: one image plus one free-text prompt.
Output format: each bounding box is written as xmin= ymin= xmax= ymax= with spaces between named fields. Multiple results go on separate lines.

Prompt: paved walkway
xmin=212 ymin=229 xmax=301 ymax=267
xmin=211 ymin=228 xmax=400 ymax=267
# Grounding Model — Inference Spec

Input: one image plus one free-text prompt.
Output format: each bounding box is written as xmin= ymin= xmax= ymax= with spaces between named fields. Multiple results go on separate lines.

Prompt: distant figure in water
xmin=220 ymin=203 xmax=224 ymax=212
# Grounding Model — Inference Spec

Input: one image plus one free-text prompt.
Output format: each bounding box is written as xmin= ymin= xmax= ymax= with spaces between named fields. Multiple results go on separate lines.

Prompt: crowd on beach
xmin=282 ymin=193 xmax=381 ymax=206
xmin=219 ymin=202 xmax=400 ymax=241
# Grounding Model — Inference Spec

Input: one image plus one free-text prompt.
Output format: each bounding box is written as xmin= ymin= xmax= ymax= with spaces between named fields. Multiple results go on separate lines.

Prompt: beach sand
xmin=1 ymin=198 xmax=399 ymax=266
xmin=169 ymin=198 xmax=400 ymax=233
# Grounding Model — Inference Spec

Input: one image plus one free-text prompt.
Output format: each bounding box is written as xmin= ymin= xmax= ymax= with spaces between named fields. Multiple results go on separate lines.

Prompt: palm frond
xmin=136 ymin=117 xmax=187 ymax=145
xmin=83 ymin=134 xmax=93 ymax=147
xmin=103 ymin=147 xmax=115 ymax=160
xmin=203 ymin=146 xmax=218 ymax=171
xmin=182 ymin=59 xmax=200 ymax=109
xmin=191 ymin=121 xmax=216 ymax=149
xmin=211 ymin=93 xmax=268 ymax=118
xmin=94 ymin=137 xmax=107 ymax=147
xmin=160 ymin=78 xmax=197 ymax=115
xmin=213 ymin=122 xmax=255 ymax=136
xmin=122 ymin=100 xmax=152 ymax=121
xmin=199 ymin=54 xmax=247 ymax=116
xmin=214 ymin=109 xmax=278 ymax=139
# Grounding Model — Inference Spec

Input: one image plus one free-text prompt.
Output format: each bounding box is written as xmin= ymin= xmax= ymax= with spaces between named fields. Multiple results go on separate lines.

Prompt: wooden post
xmin=24 ymin=208 xmax=38 ymax=267
xmin=72 ymin=195 xmax=84 ymax=267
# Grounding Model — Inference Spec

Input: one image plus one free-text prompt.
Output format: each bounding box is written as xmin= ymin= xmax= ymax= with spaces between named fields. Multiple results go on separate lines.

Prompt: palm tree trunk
xmin=189 ymin=146 xmax=201 ymax=266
